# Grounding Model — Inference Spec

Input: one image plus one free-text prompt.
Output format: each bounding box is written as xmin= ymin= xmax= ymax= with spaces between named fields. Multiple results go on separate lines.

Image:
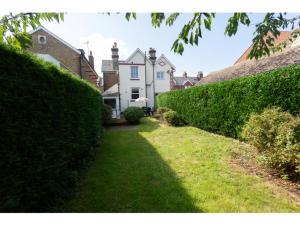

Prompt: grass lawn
xmin=64 ymin=118 xmax=300 ymax=212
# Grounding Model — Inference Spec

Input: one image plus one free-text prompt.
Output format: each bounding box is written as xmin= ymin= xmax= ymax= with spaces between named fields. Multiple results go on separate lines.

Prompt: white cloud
xmin=79 ymin=33 xmax=130 ymax=76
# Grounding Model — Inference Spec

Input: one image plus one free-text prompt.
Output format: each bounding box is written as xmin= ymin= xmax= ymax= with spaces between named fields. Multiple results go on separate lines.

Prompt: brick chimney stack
xmin=197 ymin=71 xmax=203 ymax=80
xmin=149 ymin=48 xmax=156 ymax=64
xmin=111 ymin=42 xmax=119 ymax=70
xmin=182 ymin=71 xmax=188 ymax=78
xmin=89 ymin=51 xmax=94 ymax=69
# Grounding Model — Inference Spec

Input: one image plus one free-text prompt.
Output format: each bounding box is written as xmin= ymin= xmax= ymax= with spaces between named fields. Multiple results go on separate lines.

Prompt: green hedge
xmin=157 ymin=65 xmax=300 ymax=138
xmin=0 ymin=44 xmax=103 ymax=212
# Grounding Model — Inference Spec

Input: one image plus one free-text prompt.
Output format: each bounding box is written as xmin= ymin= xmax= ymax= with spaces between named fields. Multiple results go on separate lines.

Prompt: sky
xmin=41 ymin=13 xmax=292 ymax=77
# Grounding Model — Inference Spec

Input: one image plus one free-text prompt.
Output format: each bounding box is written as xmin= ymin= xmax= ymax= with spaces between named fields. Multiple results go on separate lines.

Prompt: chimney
xmin=197 ymin=71 xmax=203 ymax=80
xmin=89 ymin=51 xmax=94 ymax=69
xmin=182 ymin=71 xmax=188 ymax=78
xmin=111 ymin=42 xmax=119 ymax=70
xmin=149 ymin=48 xmax=156 ymax=64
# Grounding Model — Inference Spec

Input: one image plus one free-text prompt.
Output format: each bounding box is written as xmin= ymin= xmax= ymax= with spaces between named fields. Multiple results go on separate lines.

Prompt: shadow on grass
xmin=64 ymin=118 xmax=200 ymax=212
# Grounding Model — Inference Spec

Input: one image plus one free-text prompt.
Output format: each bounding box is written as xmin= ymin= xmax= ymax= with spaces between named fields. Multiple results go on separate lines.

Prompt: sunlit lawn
xmin=64 ymin=118 xmax=300 ymax=212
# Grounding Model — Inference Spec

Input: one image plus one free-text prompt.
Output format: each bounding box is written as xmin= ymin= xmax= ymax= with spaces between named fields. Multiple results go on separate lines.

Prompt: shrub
xmin=242 ymin=108 xmax=300 ymax=179
xmin=157 ymin=65 xmax=300 ymax=137
xmin=102 ymin=104 xmax=112 ymax=124
xmin=0 ymin=44 xmax=103 ymax=212
xmin=163 ymin=110 xmax=186 ymax=126
xmin=123 ymin=107 xmax=144 ymax=124
xmin=157 ymin=107 xmax=171 ymax=115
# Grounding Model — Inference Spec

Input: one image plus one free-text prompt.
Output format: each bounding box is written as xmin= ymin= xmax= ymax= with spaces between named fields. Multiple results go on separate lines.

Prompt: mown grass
xmin=64 ymin=118 xmax=300 ymax=212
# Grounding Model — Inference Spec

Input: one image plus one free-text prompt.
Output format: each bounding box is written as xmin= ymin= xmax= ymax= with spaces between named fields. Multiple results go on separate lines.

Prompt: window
xmin=131 ymin=66 xmax=139 ymax=79
xmin=156 ymin=71 xmax=164 ymax=80
xmin=131 ymin=88 xmax=139 ymax=100
xmin=38 ymin=35 xmax=47 ymax=44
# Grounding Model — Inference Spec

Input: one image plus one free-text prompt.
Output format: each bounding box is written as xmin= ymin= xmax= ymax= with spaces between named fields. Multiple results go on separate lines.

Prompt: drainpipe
xmin=117 ymin=71 xmax=121 ymax=117
xmin=149 ymin=48 xmax=157 ymax=110
xmin=144 ymin=51 xmax=147 ymax=108
xmin=79 ymin=52 xmax=83 ymax=79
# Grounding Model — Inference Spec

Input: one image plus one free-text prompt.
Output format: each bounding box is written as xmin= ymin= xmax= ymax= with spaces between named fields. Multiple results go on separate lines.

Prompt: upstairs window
xmin=131 ymin=88 xmax=140 ymax=100
xmin=156 ymin=71 xmax=164 ymax=80
xmin=131 ymin=66 xmax=139 ymax=79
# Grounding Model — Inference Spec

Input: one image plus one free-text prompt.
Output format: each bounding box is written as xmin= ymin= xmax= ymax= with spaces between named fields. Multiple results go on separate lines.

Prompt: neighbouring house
xmin=197 ymin=31 xmax=300 ymax=86
xmin=27 ymin=26 xmax=100 ymax=89
xmin=171 ymin=71 xmax=203 ymax=90
xmin=101 ymin=43 xmax=176 ymax=118
xmin=234 ymin=31 xmax=292 ymax=65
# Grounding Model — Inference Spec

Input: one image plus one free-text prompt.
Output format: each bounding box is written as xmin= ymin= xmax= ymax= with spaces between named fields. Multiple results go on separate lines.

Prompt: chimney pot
xmin=111 ymin=42 xmax=119 ymax=70
xmin=197 ymin=71 xmax=203 ymax=80
xmin=149 ymin=47 xmax=156 ymax=64
xmin=88 ymin=51 xmax=94 ymax=69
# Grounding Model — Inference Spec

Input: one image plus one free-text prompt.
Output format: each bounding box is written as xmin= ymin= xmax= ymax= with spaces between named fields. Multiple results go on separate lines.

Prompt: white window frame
xmin=131 ymin=88 xmax=140 ymax=101
xmin=130 ymin=66 xmax=139 ymax=79
xmin=156 ymin=71 xmax=165 ymax=80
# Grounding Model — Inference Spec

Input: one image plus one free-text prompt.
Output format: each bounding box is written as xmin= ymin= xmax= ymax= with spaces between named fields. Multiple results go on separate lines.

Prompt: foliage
xmin=123 ymin=107 xmax=144 ymax=124
xmin=157 ymin=107 xmax=171 ymax=115
xmin=66 ymin=118 xmax=300 ymax=212
xmin=163 ymin=110 xmax=186 ymax=126
xmin=157 ymin=65 xmax=300 ymax=138
xmin=0 ymin=44 xmax=103 ymax=212
xmin=0 ymin=13 xmax=64 ymax=49
xmin=102 ymin=104 xmax=112 ymax=124
xmin=125 ymin=13 xmax=300 ymax=59
xmin=242 ymin=108 xmax=300 ymax=179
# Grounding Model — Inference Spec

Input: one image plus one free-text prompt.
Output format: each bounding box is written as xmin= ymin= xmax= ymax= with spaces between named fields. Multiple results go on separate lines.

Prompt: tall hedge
xmin=0 ymin=44 xmax=103 ymax=212
xmin=157 ymin=65 xmax=300 ymax=138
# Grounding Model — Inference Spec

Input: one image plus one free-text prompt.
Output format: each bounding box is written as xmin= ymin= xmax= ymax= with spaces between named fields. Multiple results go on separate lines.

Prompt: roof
xmin=102 ymin=83 xmax=119 ymax=97
xmin=234 ymin=31 xmax=292 ymax=65
xmin=125 ymin=48 xmax=152 ymax=64
xmin=29 ymin=26 xmax=81 ymax=54
xmin=197 ymin=44 xmax=300 ymax=86
xmin=101 ymin=60 xmax=126 ymax=72
xmin=173 ymin=77 xmax=199 ymax=86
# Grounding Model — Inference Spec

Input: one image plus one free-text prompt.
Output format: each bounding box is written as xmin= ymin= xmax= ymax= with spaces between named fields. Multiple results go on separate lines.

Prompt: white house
xmin=101 ymin=43 xmax=176 ymax=118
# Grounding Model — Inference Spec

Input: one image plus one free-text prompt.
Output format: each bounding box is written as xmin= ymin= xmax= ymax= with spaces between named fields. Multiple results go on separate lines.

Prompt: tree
xmin=0 ymin=13 xmax=64 ymax=49
xmin=125 ymin=13 xmax=300 ymax=59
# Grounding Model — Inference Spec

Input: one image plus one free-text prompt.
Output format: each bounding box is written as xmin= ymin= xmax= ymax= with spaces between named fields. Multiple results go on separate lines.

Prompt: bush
xmin=157 ymin=65 xmax=300 ymax=137
xmin=0 ymin=44 xmax=103 ymax=212
xmin=163 ymin=110 xmax=186 ymax=126
xmin=157 ymin=107 xmax=171 ymax=115
xmin=242 ymin=108 xmax=300 ymax=179
xmin=123 ymin=107 xmax=144 ymax=124
xmin=102 ymin=104 xmax=112 ymax=124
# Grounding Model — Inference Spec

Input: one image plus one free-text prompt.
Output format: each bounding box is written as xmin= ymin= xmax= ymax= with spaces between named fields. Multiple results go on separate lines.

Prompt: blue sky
xmin=42 ymin=13 xmax=291 ymax=77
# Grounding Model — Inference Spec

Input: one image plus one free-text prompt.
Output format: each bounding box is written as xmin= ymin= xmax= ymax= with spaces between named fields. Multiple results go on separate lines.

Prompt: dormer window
xmin=130 ymin=66 xmax=139 ymax=79
xmin=38 ymin=35 xmax=47 ymax=45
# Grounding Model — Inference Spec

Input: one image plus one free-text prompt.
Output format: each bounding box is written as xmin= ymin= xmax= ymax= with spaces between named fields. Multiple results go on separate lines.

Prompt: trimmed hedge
xmin=0 ymin=44 xmax=103 ymax=212
xmin=123 ymin=107 xmax=144 ymax=124
xmin=157 ymin=65 xmax=300 ymax=138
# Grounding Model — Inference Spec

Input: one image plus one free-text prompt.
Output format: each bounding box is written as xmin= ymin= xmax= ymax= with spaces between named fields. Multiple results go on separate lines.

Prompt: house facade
xmin=27 ymin=26 xmax=100 ymax=89
xmin=102 ymin=43 xmax=176 ymax=118
xmin=171 ymin=71 xmax=203 ymax=90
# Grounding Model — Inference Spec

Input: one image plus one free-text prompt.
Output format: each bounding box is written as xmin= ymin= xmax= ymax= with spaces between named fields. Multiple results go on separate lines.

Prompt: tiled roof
xmin=173 ymin=77 xmax=199 ymax=85
xmin=196 ymin=45 xmax=300 ymax=86
xmin=234 ymin=31 xmax=291 ymax=65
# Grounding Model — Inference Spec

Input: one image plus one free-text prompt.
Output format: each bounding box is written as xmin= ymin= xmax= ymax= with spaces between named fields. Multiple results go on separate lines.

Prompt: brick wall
xmin=28 ymin=29 xmax=81 ymax=75
xmin=103 ymin=72 xmax=118 ymax=91
xmin=28 ymin=29 xmax=100 ymax=89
